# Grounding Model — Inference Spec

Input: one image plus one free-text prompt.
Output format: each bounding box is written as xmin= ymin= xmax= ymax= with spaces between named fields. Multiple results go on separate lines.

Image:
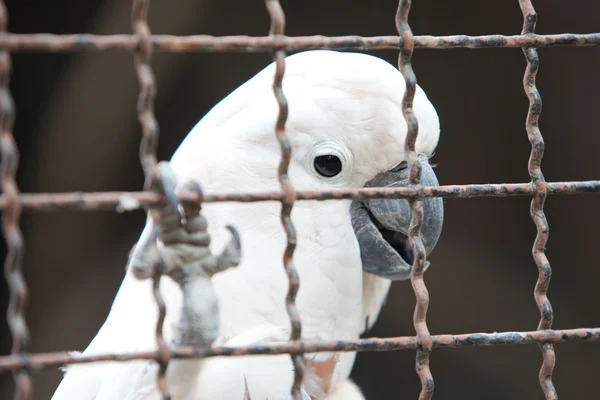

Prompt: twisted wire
xmin=518 ymin=1 xmax=557 ymax=398
xmin=0 ymin=2 xmax=32 ymax=399
xmin=265 ymin=1 xmax=304 ymax=399
xmin=131 ymin=1 xmax=171 ymax=398
xmin=396 ymin=1 xmax=434 ymax=398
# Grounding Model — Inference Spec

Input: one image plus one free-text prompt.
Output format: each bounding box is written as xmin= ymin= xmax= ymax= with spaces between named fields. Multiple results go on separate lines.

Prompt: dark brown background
xmin=1 ymin=0 xmax=599 ymax=399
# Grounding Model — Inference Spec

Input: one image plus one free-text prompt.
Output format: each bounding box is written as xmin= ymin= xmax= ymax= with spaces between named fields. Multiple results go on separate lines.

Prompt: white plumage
xmin=52 ymin=50 xmax=441 ymax=399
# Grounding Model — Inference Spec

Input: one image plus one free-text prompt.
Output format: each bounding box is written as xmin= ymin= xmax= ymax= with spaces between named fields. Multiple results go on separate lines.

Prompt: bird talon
xmin=127 ymin=163 xmax=242 ymax=347
xmin=130 ymin=162 xmax=242 ymax=282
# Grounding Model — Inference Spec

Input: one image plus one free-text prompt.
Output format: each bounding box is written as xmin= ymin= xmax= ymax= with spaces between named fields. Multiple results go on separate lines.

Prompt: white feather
xmin=52 ymin=50 xmax=439 ymax=399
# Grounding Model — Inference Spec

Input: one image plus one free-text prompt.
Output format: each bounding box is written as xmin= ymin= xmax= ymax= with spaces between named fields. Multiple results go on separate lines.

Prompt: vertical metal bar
xmin=396 ymin=1 xmax=434 ymax=399
xmin=131 ymin=1 xmax=171 ymax=399
xmin=0 ymin=3 xmax=32 ymax=400
xmin=265 ymin=1 xmax=304 ymax=399
xmin=518 ymin=1 xmax=557 ymax=399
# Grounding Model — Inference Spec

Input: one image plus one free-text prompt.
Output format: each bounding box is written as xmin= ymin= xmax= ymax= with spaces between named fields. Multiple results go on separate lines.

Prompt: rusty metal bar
xmin=0 ymin=2 xmax=32 ymax=400
xmin=1 ymin=327 xmax=598 ymax=373
xmin=0 ymin=33 xmax=598 ymax=53
xmin=518 ymin=1 xmax=557 ymax=399
xmin=0 ymin=180 xmax=598 ymax=212
xmin=396 ymin=1 xmax=434 ymax=399
xmin=131 ymin=1 xmax=171 ymax=398
xmin=265 ymin=1 xmax=304 ymax=398
xmin=0 ymin=3 xmax=597 ymax=400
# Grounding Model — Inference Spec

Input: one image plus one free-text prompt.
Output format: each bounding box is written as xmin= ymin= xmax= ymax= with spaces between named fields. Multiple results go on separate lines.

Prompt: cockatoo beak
xmin=351 ymin=153 xmax=444 ymax=281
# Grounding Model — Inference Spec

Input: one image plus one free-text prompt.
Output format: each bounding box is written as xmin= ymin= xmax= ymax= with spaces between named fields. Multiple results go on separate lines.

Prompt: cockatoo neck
xmin=198 ymin=195 xmax=365 ymax=343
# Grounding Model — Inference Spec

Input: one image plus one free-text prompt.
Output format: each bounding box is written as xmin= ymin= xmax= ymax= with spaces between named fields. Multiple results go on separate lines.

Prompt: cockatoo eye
xmin=313 ymin=155 xmax=342 ymax=177
xmin=307 ymin=141 xmax=351 ymax=181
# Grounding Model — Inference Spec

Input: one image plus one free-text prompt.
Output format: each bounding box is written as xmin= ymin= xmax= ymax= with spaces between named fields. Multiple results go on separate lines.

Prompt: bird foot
xmin=128 ymin=161 xmax=242 ymax=346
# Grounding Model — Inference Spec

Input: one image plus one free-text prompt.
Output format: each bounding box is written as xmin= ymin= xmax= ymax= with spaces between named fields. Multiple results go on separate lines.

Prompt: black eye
xmin=314 ymin=155 xmax=342 ymax=178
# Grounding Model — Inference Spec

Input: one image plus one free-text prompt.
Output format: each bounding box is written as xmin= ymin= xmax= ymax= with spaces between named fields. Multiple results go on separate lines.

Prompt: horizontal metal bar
xmin=0 ymin=327 xmax=597 ymax=372
xmin=0 ymin=33 xmax=598 ymax=53
xmin=0 ymin=180 xmax=598 ymax=213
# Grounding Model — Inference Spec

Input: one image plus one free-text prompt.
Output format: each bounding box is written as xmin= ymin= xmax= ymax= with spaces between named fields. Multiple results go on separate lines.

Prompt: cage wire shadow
xmin=1 ymin=0 xmax=600 ymax=399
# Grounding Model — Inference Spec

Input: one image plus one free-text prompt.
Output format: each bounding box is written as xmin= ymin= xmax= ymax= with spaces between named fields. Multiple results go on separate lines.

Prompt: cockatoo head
xmin=172 ymin=50 xmax=443 ymax=281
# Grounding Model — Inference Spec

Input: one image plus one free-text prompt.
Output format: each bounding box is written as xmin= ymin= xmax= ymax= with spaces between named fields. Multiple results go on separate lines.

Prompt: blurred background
xmin=1 ymin=0 xmax=599 ymax=398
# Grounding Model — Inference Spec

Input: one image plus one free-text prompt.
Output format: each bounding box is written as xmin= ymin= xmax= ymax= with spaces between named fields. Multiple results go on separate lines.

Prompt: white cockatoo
xmin=51 ymin=50 xmax=443 ymax=400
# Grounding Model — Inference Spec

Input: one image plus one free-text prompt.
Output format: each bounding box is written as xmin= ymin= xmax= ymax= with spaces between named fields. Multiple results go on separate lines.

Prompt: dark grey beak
xmin=351 ymin=154 xmax=444 ymax=281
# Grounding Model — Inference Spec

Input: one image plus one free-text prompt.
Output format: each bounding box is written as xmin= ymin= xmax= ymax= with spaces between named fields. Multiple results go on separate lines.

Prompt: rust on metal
xmin=0 ymin=2 xmax=599 ymax=399
xmin=396 ymin=1 xmax=434 ymax=398
xmin=0 ymin=180 xmax=598 ymax=212
xmin=265 ymin=1 xmax=304 ymax=399
xmin=0 ymin=2 xmax=33 ymax=399
xmin=1 ymin=327 xmax=599 ymax=373
xmin=518 ymin=1 xmax=557 ymax=399
xmin=0 ymin=33 xmax=598 ymax=53
xmin=131 ymin=0 xmax=171 ymax=398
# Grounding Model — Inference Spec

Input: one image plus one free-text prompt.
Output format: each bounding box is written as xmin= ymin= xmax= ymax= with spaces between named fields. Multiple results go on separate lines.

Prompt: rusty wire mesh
xmin=1 ymin=0 xmax=600 ymax=399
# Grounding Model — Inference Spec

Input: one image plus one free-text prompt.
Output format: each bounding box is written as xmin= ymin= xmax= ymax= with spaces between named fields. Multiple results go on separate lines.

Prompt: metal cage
xmin=1 ymin=1 xmax=600 ymax=399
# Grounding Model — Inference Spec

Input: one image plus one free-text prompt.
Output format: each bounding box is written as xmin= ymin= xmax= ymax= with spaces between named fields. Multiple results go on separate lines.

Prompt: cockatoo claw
xmin=128 ymin=161 xmax=242 ymax=346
